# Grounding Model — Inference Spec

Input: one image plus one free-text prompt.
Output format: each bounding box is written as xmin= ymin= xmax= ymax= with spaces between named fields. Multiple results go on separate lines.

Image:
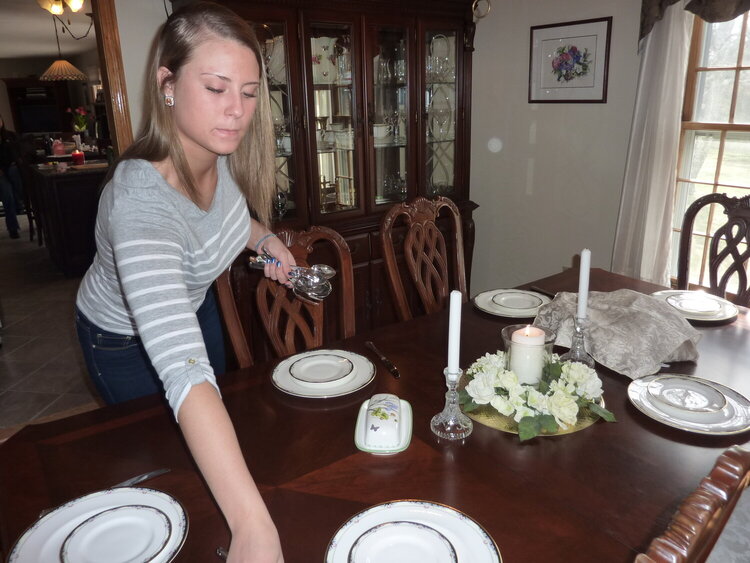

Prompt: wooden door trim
xmin=91 ymin=0 xmax=133 ymax=155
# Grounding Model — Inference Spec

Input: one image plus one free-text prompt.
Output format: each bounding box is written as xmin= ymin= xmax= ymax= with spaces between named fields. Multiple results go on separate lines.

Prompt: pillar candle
xmin=71 ymin=150 xmax=85 ymax=166
xmin=510 ymin=325 xmax=546 ymax=385
xmin=447 ymin=290 xmax=462 ymax=378
xmin=576 ymin=248 xmax=591 ymax=320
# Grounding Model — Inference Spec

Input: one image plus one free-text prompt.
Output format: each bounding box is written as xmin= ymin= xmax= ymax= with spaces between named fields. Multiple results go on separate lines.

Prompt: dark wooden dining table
xmin=1 ymin=268 xmax=749 ymax=562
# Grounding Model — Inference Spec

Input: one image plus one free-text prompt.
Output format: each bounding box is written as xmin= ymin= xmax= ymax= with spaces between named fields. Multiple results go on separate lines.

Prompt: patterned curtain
xmin=641 ymin=0 xmax=750 ymax=38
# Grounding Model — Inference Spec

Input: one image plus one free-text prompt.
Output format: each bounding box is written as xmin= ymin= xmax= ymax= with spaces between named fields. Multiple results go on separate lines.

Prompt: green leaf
xmin=538 ymin=414 xmax=559 ymax=434
xmin=518 ymin=416 xmax=541 ymax=441
xmin=462 ymin=400 xmax=479 ymax=413
xmin=458 ymin=389 xmax=471 ymax=404
xmin=589 ymin=402 xmax=616 ymax=422
xmin=538 ymin=379 xmax=550 ymax=395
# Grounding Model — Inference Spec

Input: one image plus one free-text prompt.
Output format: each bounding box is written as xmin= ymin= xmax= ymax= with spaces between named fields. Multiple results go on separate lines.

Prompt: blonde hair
xmin=120 ymin=1 xmax=275 ymax=226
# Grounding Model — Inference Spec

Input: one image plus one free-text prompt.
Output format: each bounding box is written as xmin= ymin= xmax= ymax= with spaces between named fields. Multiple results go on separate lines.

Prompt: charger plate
xmin=628 ymin=374 xmax=750 ymax=434
xmin=272 ymin=349 xmax=375 ymax=398
xmin=8 ymin=488 xmax=187 ymax=563
xmin=651 ymin=290 xmax=738 ymax=323
xmin=464 ymin=401 xmax=603 ymax=436
xmin=473 ymin=289 xmax=550 ymax=318
xmin=326 ymin=500 xmax=500 ymax=563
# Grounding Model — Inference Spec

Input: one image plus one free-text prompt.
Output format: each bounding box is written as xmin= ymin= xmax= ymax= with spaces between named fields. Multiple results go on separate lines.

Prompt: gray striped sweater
xmin=76 ymin=157 xmax=250 ymax=417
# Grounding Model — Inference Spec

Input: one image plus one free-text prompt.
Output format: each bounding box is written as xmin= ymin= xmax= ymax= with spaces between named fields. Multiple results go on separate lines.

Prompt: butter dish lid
xmin=354 ymin=393 xmax=412 ymax=455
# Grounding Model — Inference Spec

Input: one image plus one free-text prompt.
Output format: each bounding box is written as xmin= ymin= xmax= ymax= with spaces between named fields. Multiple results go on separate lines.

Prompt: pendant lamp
xmin=40 ymin=15 xmax=87 ymax=81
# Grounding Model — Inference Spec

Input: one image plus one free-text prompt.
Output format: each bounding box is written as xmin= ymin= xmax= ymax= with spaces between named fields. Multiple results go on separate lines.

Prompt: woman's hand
xmin=227 ymin=515 xmax=284 ymax=563
xmin=261 ymin=235 xmax=295 ymax=286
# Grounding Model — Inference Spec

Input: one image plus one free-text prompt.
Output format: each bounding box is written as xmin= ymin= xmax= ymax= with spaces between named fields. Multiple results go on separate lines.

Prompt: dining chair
xmin=635 ymin=445 xmax=750 ymax=563
xmin=379 ymin=196 xmax=467 ymax=322
xmin=677 ymin=193 xmax=750 ymax=306
xmin=216 ymin=225 xmax=355 ymax=366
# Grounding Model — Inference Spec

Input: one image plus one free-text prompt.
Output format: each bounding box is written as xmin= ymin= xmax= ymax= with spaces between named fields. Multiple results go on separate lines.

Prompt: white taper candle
xmin=576 ymin=248 xmax=591 ymax=319
xmin=447 ymin=290 xmax=462 ymax=377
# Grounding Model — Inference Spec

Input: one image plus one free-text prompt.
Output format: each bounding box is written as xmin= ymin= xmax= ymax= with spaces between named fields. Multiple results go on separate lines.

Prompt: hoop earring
xmin=164 ymin=95 xmax=175 ymax=107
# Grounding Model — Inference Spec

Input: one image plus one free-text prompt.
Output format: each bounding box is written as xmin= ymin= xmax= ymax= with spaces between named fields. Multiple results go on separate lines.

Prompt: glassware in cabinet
xmin=259 ymin=21 xmax=299 ymax=221
xmin=309 ymin=21 xmax=361 ymax=216
xmin=370 ymin=25 xmax=411 ymax=206
xmin=424 ymin=29 xmax=458 ymax=197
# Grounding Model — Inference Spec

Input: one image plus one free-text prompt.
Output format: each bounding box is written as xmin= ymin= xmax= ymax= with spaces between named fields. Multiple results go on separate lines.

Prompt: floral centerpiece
xmin=67 ymin=106 xmax=92 ymax=132
xmin=458 ymin=351 xmax=615 ymax=441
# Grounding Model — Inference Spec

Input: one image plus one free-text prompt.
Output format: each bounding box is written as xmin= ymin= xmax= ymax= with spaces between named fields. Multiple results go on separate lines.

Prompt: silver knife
xmin=365 ymin=341 xmax=400 ymax=379
xmin=115 ymin=468 xmax=171 ymax=488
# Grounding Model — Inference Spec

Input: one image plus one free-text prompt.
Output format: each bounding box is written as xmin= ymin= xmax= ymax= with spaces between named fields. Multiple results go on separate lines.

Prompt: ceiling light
xmin=64 ymin=0 xmax=83 ymax=12
xmin=39 ymin=16 xmax=87 ymax=81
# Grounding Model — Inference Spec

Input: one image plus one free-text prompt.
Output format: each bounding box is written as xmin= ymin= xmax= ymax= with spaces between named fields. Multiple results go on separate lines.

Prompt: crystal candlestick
xmin=559 ymin=317 xmax=595 ymax=368
xmin=431 ymin=368 xmax=473 ymax=440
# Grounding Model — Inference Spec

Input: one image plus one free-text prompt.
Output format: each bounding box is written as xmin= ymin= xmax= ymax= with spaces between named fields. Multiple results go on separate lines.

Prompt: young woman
xmin=75 ymin=3 xmax=289 ymax=561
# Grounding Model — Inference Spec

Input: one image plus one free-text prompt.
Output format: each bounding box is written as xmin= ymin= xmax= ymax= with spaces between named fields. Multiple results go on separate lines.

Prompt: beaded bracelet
xmin=253 ymin=233 xmax=277 ymax=253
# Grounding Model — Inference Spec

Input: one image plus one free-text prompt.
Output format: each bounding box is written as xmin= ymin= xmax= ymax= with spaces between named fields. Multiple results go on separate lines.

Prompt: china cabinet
xmin=217 ymin=0 xmax=478 ymax=364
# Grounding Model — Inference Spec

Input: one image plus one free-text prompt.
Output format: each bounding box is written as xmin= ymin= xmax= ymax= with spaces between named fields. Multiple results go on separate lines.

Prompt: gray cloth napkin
xmin=533 ymin=289 xmax=701 ymax=378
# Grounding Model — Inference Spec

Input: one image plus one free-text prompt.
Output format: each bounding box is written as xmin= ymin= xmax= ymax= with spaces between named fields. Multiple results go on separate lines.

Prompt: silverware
xmin=365 ymin=341 xmax=400 ymax=379
xmin=217 ymin=546 xmax=228 ymax=560
xmin=529 ymin=285 xmax=557 ymax=299
xmin=37 ymin=468 xmax=171 ymax=519
xmin=114 ymin=467 xmax=171 ymax=488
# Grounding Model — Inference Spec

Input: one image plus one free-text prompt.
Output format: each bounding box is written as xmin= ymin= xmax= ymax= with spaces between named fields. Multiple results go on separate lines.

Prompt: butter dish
xmin=354 ymin=393 xmax=412 ymax=455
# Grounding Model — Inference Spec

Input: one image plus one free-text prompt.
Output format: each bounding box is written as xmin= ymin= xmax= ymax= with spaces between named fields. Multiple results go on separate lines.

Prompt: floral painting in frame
xmin=528 ymin=17 xmax=612 ymax=103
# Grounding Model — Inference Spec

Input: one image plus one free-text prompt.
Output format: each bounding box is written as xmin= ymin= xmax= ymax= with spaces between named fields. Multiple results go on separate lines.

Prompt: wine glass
xmin=274 ymin=190 xmax=288 ymax=220
xmin=272 ymin=114 xmax=288 ymax=152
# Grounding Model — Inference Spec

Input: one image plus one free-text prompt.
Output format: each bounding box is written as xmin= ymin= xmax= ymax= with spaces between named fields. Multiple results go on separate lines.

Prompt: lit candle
xmin=576 ymin=248 xmax=591 ymax=320
xmin=71 ymin=150 xmax=85 ymax=166
xmin=510 ymin=325 xmax=546 ymax=385
xmin=447 ymin=290 xmax=462 ymax=379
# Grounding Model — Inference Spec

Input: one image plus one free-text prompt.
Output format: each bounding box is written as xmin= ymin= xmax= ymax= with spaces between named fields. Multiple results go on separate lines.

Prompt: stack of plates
xmin=272 ymin=349 xmax=375 ymax=398
xmin=473 ymin=289 xmax=551 ymax=318
xmin=9 ymin=488 xmax=187 ymax=563
xmin=326 ymin=500 xmax=501 ymax=562
xmin=628 ymin=374 xmax=750 ymax=434
xmin=651 ymin=290 xmax=738 ymax=323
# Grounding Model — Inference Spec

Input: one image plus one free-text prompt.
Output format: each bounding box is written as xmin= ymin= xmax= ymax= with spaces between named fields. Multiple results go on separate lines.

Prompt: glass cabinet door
xmin=424 ymin=28 xmax=458 ymax=197
xmin=370 ymin=25 xmax=410 ymax=206
xmin=309 ymin=22 xmax=360 ymax=216
xmin=259 ymin=21 xmax=299 ymax=222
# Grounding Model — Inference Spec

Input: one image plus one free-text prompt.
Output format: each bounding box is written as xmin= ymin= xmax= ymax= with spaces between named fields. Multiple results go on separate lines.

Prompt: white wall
xmin=115 ymin=0 xmax=168 ymax=134
xmin=470 ymin=0 xmax=641 ymax=293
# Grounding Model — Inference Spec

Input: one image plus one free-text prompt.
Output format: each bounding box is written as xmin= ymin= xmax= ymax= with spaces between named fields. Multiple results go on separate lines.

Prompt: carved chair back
xmin=216 ymin=226 xmax=355 ymax=366
xmin=677 ymin=193 xmax=750 ymax=306
xmin=380 ymin=196 xmax=467 ymax=321
xmin=635 ymin=445 xmax=750 ymax=563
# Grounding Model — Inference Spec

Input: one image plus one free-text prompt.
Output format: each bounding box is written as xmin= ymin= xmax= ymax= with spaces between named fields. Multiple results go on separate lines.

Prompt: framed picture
xmin=528 ymin=16 xmax=612 ymax=103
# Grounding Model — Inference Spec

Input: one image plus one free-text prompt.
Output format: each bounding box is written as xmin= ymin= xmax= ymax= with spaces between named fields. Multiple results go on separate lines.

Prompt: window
xmin=671 ymin=13 xmax=750 ymax=293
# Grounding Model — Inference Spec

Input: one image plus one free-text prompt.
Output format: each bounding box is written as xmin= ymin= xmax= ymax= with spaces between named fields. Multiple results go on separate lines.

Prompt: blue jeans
xmin=0 ymin=165 xmax=21 ymax=234
xmin=75 ymin=289 xmax=226 ymax=405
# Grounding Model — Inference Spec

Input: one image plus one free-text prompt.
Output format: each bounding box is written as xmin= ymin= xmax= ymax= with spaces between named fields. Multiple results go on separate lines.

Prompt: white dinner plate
xmin=651 ymin=290 xmax=738 ymax=323
xmin=348 ymin=520 xmax=457 ymax=562
xmin=289 ymin=353 xmax=355 ymax=387
xmin=8 ymin=488 xmax=187 ymax=563
xmin=473 ymin=289 xmax=550 ymax=318
xmin=628 ymin=375 xmax=750 ymax=434
xmin=61 ymin=505 xmax=171 ymax=563
xmin=326 ymin=500 xmax=501 ymax=563
xmin=272 ymin=349 xmax=375 ymax=398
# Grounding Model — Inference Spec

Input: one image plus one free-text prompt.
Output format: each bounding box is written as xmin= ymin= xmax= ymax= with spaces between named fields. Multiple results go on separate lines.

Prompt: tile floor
xmin=0 ymin=215 xmax=102 ymax=441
